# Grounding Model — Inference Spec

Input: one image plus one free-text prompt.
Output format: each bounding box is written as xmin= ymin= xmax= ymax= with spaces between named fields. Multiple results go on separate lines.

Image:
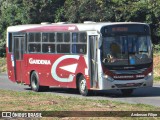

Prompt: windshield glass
xmin=102 ymin=35 xmax=152 ymax=65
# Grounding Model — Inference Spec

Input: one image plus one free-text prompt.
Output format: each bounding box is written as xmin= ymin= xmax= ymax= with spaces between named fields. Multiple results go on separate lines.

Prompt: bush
xmin=153 ymin=44 xmax=160 ymax=54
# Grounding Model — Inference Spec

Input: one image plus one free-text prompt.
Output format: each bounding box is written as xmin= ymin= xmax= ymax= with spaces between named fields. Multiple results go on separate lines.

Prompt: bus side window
xmin=28 ymin=33 xmax=41 ymax=42
xmin=57 ymin=33 xmax=63 ymax=42
xmin=57 ymin=44 xmax=70 ymax=53
xmin=72 ymin=44 xmax=86 ymax=54
xmin=64 ymin=33 xmax=70 ymax=42
xmin=72 ymin=33 xmax=78 ymax=53
xmin=8 ymin=33 xmax=12 ymax=53
xmin=79 ymin=33 xmax=87 ymax=43
xmin=35 ymin=33 xmax=41 ymax=42
xmin=42 ymin=33 xmax=48 ymax=42
xmin=28 ymin=33 xmax=41 ymax=53
xmin=49 ymin=33 xmax=55 ymax=42
xmin=42 ymin=44 xmax=55 ymax=53
xmin=72 ymin=33 xmax=78 ymax=42
xmin=29 ymin=44 xmax=41 ymax=53
xmin=72 ymin=32 xmax=87 ymax=54
xmin=28 ymin=33 xmax=34 ymax=42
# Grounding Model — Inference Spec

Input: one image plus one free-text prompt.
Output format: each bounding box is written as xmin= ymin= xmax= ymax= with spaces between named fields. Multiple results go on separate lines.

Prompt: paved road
xmin=1 ymin=73 xmax=160 ymax=107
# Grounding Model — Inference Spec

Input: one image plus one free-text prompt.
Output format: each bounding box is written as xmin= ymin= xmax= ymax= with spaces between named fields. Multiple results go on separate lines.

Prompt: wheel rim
xmin=32 ymin=75 xmax=38 ymax=89
xmin=80 ymin=79 xmax=86 ymax=93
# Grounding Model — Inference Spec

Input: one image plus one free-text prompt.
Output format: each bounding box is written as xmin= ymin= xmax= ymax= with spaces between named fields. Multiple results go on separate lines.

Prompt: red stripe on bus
xmin=21 ymin=25 xmax=79 ymax=32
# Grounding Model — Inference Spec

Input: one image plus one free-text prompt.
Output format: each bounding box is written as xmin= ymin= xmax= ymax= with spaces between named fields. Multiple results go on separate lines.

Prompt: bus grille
xmin=115 ymin=83 xmax=143 ymax=88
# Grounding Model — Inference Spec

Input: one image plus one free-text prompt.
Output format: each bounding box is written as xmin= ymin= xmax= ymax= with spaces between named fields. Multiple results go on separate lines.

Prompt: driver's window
xmin=138 ymin=37 xmax=148 ymax=52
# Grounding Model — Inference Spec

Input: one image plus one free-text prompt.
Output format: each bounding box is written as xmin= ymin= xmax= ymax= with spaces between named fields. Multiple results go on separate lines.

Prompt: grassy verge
xmin=0 ymin=89 xmax=160 ymax=120
xmin=153 ymin=55 xmax=160 ymax=83
xmin=0 ymin=57 xmax=7 ymax=73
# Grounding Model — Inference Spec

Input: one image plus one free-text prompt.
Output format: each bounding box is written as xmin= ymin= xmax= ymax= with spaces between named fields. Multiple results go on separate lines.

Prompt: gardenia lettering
xmin=29 ymin=58 xmax=51 ymax=65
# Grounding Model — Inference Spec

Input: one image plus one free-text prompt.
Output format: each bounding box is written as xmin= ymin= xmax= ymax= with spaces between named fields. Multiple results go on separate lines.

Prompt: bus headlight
xmin=145 ymin=72 xmax=153 ymax=80
xmin=103 ymin=75 xmax=114 ymax=82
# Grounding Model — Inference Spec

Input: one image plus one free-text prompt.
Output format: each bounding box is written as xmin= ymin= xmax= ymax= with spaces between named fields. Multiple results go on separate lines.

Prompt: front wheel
xmin=121 ymin=89 xmax=134 ymax=96
xmin=78 ymin=75 xmax=89 ymax=96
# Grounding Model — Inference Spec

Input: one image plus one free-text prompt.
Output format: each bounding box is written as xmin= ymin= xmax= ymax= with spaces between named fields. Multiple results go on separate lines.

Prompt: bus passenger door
xmin=13 ymin=36 xmax=25 ymax=83
xmin=89 ymin=36 xmax=98 ymax=88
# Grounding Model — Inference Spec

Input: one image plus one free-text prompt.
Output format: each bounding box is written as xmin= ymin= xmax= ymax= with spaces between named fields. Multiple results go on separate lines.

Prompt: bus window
xmin=72 ymin=33 xmax=78 ymax=42
xmin=72 ymin=44 xmax=86 ymax=54
xmin=42 ymin=44 xmax=55 ymax=53
xmin=42 ymin=33 xmax=48 ymax=42
xmin=57 ymin=44 xmax=70 ymax=53
xmin=28 ymin=33 xmax=34 ymax=42
xmin=79 ymin=33 xmax=87 ymax=43
xmin=64 ymin=33 xmax=70 ymax=42
xmin=28 ymin=33 xmax=41 ymax=42
xmin=35 ymin=33 xmax=41 ymax=42
xmin=57 ymin=33 xmax=63 ymax=42
xmin=8 ymin=33 xmax=12 ymax=53
xmin=28 ymin=44 xmax=41 ymax=53
xmin=49 ymin=33 xmax=55 ymax=42
xmin=72 ymin=32 xmax=87 ymax=54
xmin=138 ymin=37 xmax=148 ymax=52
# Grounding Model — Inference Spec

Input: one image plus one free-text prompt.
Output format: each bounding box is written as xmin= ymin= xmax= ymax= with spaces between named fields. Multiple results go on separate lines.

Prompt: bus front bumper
xmin=100 ymin=73 xmax=153 ymax=90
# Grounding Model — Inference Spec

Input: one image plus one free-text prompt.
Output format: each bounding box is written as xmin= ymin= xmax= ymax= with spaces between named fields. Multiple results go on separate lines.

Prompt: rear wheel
xmin=121 ymin=89 xmax=134 ymax=96
xmin=30 ymin=71 xmax=49 ymax=92
xmin=78 ymin=75 xmax=89 ymax=96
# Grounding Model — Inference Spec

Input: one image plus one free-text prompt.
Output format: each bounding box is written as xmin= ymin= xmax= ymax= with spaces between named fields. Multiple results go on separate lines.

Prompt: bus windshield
xmin=102 ymin=35 xmax=152 ymax=65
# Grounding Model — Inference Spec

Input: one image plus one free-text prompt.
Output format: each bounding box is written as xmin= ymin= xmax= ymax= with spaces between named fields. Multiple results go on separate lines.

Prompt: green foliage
xmin=62 ymin=0 xmax=114 ymax=22
xmin=154 ymin=44 xmax=160 ymax=54
xmin=0 ymin=0 xmax=65 ymax=57
xmin=0 ymin=57 xmax=6 ymax=73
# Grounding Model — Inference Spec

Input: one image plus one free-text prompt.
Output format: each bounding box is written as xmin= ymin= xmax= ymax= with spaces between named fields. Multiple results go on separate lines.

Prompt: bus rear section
xmin=99 ymin=23 xmax=153 ymax=96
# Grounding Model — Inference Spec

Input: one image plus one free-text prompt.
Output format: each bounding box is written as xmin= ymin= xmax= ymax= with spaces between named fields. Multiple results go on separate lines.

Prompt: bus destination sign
xmin=101 ymin=24 xmax=150 ymax=36
xmin=112 ymin=27 xmax=128 ymax=32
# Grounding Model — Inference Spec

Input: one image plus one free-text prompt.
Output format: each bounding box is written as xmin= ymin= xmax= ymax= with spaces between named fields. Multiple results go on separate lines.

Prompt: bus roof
xmin=7 ymin=22 xmax=148 ymax=33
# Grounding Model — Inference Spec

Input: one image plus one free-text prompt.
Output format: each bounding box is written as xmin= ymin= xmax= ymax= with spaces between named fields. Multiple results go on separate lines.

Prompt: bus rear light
xmin=85 ymin=75 xmax=90 ymax=81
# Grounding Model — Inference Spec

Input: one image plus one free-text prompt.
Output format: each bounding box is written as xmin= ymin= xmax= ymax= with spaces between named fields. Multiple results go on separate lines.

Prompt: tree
xmin=146 ymin=0 xmax=160 ymax=43
xmin=0 ymin=0 xmax=65 ymax=57
xmin=58 ymin=0 xmax=114 ymax=23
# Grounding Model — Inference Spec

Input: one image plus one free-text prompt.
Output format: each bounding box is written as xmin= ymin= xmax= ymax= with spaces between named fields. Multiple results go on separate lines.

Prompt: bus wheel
xmin=78 ymin=75 xmax=89 ymax=96
xmin=30 ymin=71 xmax=42 ymax=92
xmin=121 ymin=89 xmax=134 ymax=96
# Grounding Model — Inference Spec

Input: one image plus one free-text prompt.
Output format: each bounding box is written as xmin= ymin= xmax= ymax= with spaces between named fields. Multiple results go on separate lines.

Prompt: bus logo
xmin=51 ymin=55 xmax=80 ymax=82
xmin=29 ymin=58 xmax=51 ymax=65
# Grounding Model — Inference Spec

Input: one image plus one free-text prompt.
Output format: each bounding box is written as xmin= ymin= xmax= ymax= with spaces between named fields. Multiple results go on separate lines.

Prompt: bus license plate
xmin=126 ymin=83 xmax=135 ymax=87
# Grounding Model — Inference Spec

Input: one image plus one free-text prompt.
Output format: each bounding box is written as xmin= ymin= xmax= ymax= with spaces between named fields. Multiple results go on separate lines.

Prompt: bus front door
xmin=89 ymin=36 xmax=98 ymax=88
xmin=13 ymin=36 xmax=25 ymax=83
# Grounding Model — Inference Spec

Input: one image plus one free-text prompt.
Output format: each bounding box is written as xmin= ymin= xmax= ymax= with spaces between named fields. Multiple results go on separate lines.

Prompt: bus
xmin=6 ymin=22 xmax=153 ymax=96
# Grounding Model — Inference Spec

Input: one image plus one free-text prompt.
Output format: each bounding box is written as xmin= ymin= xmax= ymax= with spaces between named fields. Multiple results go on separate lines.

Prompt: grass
xmin=0 ymin=57 xmax=7 ymax=73
xmin=0 ymin=89 xmax=160 ymax=119
xmin=153 ymin=54 xmax=160 ymax=83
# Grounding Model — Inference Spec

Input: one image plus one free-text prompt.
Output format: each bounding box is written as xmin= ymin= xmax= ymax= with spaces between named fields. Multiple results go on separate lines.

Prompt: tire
xmin=78 ymin=75 xmax=89 ymax=96
xmin=30 ymin=71 xmax=49 ymax=92
xmin=121 ymin=89 xmax=134 ymax=96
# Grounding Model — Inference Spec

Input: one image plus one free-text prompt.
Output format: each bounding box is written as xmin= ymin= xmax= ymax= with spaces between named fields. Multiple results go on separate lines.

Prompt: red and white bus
xmin=6 ymin=22 xmax=153 ymax=96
